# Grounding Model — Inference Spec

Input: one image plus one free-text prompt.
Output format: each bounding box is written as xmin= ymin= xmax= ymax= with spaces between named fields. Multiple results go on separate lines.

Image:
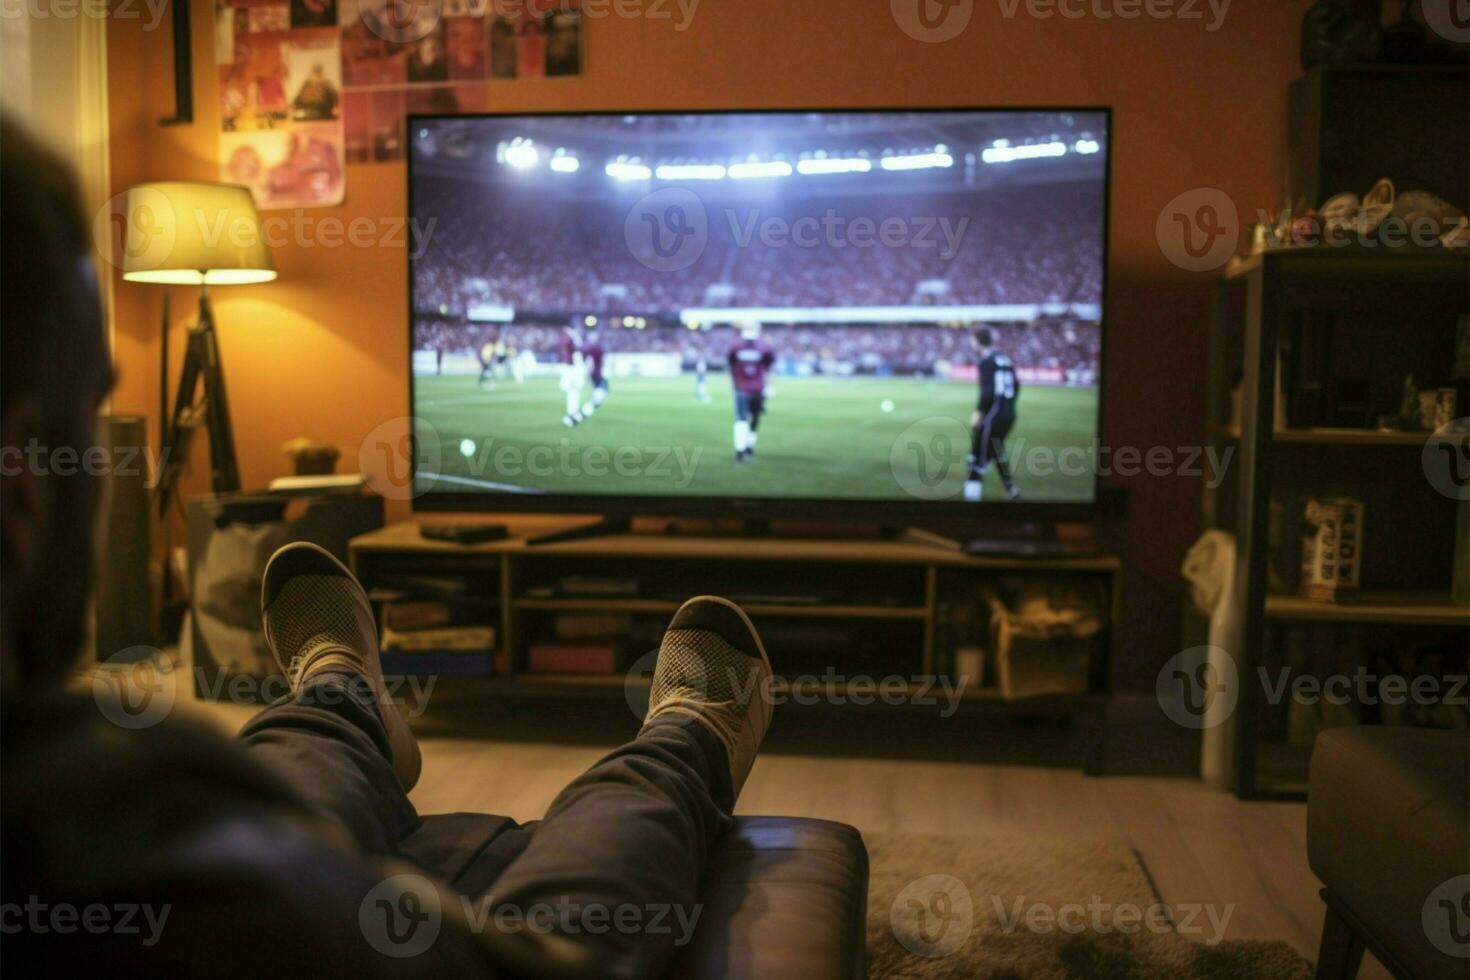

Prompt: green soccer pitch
xmin=412 ymin=373 xmax=1099 ymax=502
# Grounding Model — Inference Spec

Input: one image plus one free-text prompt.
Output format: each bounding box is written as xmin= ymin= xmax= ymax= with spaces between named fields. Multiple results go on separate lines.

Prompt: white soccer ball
xmin=459 ymin=438 xmax=476 ymax=458
xmin=880 ymin=399 xmax=895 ymax=413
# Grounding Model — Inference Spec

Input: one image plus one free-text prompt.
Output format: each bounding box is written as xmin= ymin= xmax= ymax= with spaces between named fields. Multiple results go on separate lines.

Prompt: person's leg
xmin=991 ymin=410 xmax=1019 ymax=498
xmin=965 ymin=406 xmax=997 ymax=501
xmin=481 ymin=597 xmax=773 ymax=980
xmin=239 ymin=671 xmax=419 ymax=855
xmin=733 ymin=391 xmax=751 ymax=457
xmin=747 ymin=392 xmax=764 ymax=452
xmin=241 ymin=542 xmax=425 ymax=853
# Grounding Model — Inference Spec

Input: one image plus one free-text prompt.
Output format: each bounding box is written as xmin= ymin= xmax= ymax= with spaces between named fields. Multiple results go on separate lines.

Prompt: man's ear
xmin=0 ymin=399 xmax=45 ymax=590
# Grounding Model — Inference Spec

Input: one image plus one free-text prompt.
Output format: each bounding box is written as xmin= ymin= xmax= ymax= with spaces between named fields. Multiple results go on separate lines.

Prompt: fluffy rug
xmin=865 ymin=832 xmax=1314 ymax=979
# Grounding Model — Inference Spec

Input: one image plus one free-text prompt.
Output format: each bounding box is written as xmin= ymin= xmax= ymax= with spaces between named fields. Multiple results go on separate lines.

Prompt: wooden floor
xmin=200 ymin=692 xmax=1390 ymax=978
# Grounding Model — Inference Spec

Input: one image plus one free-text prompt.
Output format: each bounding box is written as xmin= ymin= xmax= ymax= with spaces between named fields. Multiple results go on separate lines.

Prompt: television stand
xmin=348 ymin=518 xmax=1122 ymax=775
xmin=526 ymin=516 xmax=959 ymax=547
xmin=525 ymin=516 xmax=633 ymax=546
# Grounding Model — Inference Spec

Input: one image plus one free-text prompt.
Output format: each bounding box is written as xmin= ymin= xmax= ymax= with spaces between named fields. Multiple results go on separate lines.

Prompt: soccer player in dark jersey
xmin=728 ymin=320 xmax=774 ymax=462
xmin=580 ymin=327 xmax=609 ymax=418
xmin=964 ymin=326 xmax=1022 ymax=501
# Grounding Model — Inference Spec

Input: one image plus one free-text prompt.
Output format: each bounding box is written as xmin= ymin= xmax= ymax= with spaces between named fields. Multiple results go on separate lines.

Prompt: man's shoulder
xmin=0 ymin=691 xmax=495 ymax=973
xmin=1 ymin=690 xmax=333 ymax=855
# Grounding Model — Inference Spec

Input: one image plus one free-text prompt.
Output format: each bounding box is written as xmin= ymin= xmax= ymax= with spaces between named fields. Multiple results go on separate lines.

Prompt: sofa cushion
xmin=666 ymin=817 xmax=869 ymax=980
xmin=1308 ymin=726 xmax=1469 ymax=980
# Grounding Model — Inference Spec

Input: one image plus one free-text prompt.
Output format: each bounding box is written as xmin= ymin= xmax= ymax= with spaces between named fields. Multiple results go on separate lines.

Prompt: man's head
xmin=972 ymin=326 xmax=994 ymax=353
xmin=738 ymin=320 xmax=762 ymax=341
xmin=1 ymin=118 xmax=114 ymax=689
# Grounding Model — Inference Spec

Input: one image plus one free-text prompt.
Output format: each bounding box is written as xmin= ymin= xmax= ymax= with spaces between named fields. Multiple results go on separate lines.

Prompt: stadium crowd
xmin=413 ymin=181 xmax=1103 ymax=315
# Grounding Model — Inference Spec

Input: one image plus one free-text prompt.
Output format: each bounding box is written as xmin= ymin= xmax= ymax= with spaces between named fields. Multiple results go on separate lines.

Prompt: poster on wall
xmin=216 ymin=0 xmax=583 ymax=194
xmin=215 ymin=2 xmax=346 ymax=208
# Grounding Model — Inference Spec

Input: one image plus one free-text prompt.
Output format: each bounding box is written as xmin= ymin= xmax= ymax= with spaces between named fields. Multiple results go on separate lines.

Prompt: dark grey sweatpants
xmin=239 ymin=673 xmax=734 ymax=978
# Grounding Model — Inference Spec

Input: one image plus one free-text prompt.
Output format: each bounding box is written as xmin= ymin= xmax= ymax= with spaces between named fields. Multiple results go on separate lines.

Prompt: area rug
xmin=865 ymin=832 xmax=1314 ymax=980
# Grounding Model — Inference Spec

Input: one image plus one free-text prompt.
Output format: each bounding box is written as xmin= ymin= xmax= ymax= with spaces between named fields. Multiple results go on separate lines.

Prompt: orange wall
xmin=106 ymin=0 xmax=1317 ymax=689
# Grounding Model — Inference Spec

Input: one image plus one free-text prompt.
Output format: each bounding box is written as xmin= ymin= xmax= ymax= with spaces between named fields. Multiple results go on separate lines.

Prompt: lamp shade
xmin=120 ymin=182 xmax=277 ymax=286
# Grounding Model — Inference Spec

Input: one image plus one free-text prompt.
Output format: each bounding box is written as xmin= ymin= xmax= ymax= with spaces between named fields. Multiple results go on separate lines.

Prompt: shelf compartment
xmin=1220 ymin=426 xmax=1459 ymax=446
xmin=1265 ymin=593 xmax=1470 ymax=627
xmin=513 ymin=597 xmax=929 ymax=620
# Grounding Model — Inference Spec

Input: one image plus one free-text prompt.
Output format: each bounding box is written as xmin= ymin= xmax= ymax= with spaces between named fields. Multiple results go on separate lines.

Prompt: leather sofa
xmin=1307 ymin=726 xmax=1469 ymax=980
xmin=666 ymin=817 xmax=869 ymax=980
xmin=406 ymin=812 xmax=871 ymax=979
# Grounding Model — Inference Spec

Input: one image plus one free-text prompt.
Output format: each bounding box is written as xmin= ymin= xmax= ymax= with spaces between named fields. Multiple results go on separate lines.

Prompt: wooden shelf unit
xmin=350 ymin=517 xmax=1122 ymax=774
xmin=1206 ymin=247 xmax=1470 ymax=800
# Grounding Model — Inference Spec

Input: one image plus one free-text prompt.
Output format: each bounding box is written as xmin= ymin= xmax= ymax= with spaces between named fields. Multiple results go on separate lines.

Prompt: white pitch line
xmin=416 ymin=472 xmax=546 ymax=494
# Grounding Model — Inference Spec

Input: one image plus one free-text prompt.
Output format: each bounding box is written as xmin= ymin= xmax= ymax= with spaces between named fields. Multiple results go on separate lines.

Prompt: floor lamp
xmin=120 ymin=181 xmax=276 ymax=510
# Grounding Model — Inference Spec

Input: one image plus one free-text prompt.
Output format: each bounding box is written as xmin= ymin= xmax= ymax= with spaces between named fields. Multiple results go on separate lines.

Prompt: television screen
xmin=408 ymin=109 xmax=1108 ymax=514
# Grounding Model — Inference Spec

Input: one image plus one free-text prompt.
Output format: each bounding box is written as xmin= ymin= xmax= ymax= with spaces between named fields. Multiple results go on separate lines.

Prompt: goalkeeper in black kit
xmin=963 ymin=326 xmax=1021 ymax=502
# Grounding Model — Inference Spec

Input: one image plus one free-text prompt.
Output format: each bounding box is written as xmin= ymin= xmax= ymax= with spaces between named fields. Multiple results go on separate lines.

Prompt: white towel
xmin=1181 ymin=529 xmax=1241 ymax=790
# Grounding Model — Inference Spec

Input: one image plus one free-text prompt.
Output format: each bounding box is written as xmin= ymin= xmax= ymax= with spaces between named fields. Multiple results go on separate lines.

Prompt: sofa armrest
xmin=665 ymin=816 xmax=869 ymax=980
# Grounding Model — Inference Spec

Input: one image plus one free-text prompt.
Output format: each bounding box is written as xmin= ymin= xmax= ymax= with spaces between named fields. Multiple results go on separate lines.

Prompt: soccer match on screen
xmin=408 ymin=110 xmax=1107 ymax=503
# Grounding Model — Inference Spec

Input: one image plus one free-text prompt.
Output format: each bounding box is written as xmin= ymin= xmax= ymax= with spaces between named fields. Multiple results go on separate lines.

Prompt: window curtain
xmin=2 ymin=5 xmax=115 ymax=350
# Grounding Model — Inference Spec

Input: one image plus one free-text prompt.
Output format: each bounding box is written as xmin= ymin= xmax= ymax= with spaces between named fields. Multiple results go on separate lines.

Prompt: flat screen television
xmin=407 ymin=108 xmax=1110 ymax=521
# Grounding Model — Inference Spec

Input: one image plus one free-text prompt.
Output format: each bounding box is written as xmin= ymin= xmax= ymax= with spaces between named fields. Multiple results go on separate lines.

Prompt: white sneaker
xmin=260 ymin=542 xmax=422 ymax=792
xmin=644 ymin=596 xmax=773 ymax=798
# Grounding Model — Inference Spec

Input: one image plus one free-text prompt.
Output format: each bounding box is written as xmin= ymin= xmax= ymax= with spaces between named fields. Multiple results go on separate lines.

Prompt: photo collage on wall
xmin=215 ymin=0 xmax=347 ymax=208
xmin=342 ymin=0 xmax=583 ymax=165
xmin=215 ymin=0 xmax=584 ymax=205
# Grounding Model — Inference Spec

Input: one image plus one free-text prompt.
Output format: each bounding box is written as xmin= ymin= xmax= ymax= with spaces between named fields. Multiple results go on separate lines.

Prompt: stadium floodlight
xmin=1073 ymin=139 xmax=1102 ymax=155
xmin=796 ymin=157 xmax=872 ymax=175
xmin=728 ymin=161 xmax=793 ymax=180
xmin=981 ymin=141 xmax=1068 ymax=164
xmin=503 ymin=139 xmax=540 ymax=169
xmin=655 ymin=163 xmax=728 ymax=181
xmin=550 ymin=152 xmax=580 ymax=173
xmin=605 ymin=160 xmax=653 ymax=181
xmin=879 ymin=151 xmax=954 ymax=171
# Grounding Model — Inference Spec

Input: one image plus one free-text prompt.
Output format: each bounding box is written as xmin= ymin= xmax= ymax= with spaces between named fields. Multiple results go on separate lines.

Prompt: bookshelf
xmin=1206 ymin=246 xmax=1470 ymax=800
